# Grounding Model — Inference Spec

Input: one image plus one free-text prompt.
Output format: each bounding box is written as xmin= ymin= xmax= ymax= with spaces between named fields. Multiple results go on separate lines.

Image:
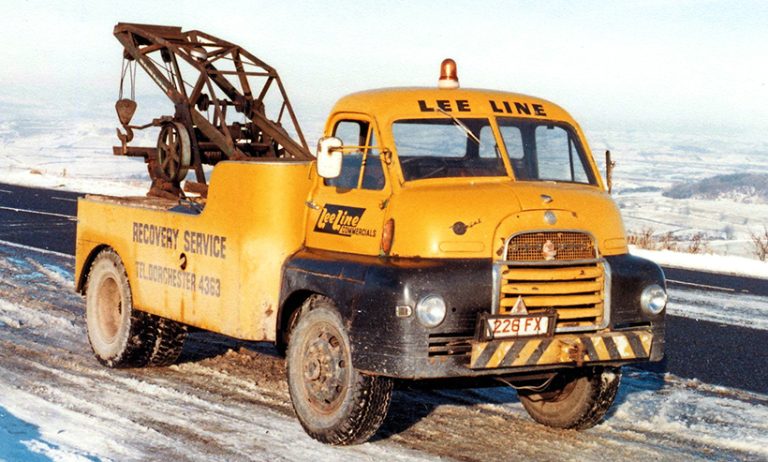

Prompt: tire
xmin=287 ymin=296 xmax=393 ymax=445
xmin=146 ymin=316 xmax=188 ymax=367
xmin=518 ymin=366 xmax=621 ymax=430
xmin=85 ymin=249 xmax=187 ymax=368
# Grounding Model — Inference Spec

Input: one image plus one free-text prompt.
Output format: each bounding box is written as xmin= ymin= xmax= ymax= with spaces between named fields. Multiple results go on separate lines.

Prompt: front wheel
xmin=286 ymin=297 xmax=393 ymax=445
xmin=518 ymin=366 xmax=621 ymax=430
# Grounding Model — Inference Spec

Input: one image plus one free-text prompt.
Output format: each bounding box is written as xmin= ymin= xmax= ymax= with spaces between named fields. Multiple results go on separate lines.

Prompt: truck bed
xmin=85 ymin=194 xmax=178 ymax=209
xmin=84 ymin=194 xmax=205 ymax=212
xmin=75 ymin=161 xmax=313 ymax=341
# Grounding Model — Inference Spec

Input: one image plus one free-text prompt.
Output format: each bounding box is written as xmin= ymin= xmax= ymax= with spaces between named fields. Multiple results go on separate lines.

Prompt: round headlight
xmin=640 ymin=284 xmax=667 ymax=315
xmin=416 ymin=295 xmax=447 ymax=328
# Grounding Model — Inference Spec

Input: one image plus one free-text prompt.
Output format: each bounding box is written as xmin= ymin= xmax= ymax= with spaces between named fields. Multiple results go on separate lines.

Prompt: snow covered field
xmin=2 ymin=109 xmax=767 ymax=259
xmin=0 ymin=116 xmax=149 ymax=197
xmin=0 ymin=245 xmax=766 ymax=461
xmin=586 ymin=128 xmax=768 ymax=258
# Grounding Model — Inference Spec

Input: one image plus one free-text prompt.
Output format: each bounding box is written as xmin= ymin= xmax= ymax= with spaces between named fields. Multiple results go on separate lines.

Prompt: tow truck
xmin=75 ymin=23 xmax=667 ymax=445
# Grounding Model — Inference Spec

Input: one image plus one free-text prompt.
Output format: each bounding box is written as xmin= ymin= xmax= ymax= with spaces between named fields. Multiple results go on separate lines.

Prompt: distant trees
xmin=627 ymin=227 xmax=708 ymax=254
xmin=751 ymin=227 xmax=768 ymax=262
xmin=627 ymin=227 xmax=655 ymax=249
xmin=663 ymin=173 xmax=768 ymax=202
xmin=629 ymin=226 xmax=768 ymax=261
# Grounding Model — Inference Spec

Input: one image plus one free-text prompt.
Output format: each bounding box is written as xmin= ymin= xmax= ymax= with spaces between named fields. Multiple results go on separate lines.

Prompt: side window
xmin=361 ymin=131 xmax=385 ymax=190
xmin=570 ymin=137 xmax=589 ymax=183
xmin=326 ymin=121 xmax=364 ymax=189
xmin=334 ymin=121 xmax=366 ymax=147
xmin=325 ymin=119 xmax=385 ymax=190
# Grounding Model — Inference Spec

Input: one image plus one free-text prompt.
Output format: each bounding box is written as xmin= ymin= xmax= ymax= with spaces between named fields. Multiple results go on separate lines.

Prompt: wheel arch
xmin=275 ymin=289 xmax=319 ymax=352
xmin=285 ymin=295 xmax=394 ymax=444
xmin=76 ymin=244 xmax=114 ymax=294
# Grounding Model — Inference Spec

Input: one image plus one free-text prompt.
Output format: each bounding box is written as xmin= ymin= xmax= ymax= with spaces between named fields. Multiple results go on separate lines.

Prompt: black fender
xmin=280 ymin=248 xmax=492 ymax=378
xmin=280 ymin=249 xmax=667 ymax=378
xmin=604 ymin=254 xmax=666 ymax=361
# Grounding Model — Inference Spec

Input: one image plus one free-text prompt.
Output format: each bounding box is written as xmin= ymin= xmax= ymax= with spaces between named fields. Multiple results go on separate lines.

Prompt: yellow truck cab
xmin=76 ymin=49 xmax=666 ymax=446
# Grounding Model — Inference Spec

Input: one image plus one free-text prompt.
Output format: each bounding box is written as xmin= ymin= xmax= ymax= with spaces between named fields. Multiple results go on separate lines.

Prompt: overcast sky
xmin=1 ymin=0 xmax=766 ymax=138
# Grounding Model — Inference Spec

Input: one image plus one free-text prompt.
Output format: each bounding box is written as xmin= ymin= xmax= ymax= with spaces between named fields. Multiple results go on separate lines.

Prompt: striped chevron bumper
xmin=469 ymin=330 xmax=653 ymax=369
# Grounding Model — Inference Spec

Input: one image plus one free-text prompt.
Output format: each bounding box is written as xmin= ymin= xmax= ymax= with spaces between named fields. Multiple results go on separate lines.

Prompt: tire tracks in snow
xmin=0 ymin=244 xmax=766 ymax=461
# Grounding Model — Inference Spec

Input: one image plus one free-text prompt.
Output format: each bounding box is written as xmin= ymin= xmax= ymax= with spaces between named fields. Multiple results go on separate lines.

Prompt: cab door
xmin=306 ymin=115 xmax=391 ymax=256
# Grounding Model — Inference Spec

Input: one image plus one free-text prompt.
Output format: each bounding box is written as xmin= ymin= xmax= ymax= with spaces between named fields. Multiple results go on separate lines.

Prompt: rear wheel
xmin=85 ymin=249 xmax=187 ymax=368
xmin=518 ymin=366 xmax=621 ymax=430
xmin=146 ymin=316 xmax=188 ymax=367
xmin=287 ymin=297 xmax=393 ymax=445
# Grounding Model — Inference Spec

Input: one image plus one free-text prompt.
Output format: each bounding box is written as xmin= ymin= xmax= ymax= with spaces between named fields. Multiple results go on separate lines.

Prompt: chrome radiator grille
xmin=507 ymin=231 xmax=596 ymax=262
xmin=497 ymin=231 xmax=606 ymax=331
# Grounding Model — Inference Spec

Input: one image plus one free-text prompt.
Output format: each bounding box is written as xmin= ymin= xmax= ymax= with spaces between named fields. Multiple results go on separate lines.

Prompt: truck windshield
xmin=497 ymin=118 xmax=597 ymax=185
xmin=392 ymin=118 xmax=507 ymax=181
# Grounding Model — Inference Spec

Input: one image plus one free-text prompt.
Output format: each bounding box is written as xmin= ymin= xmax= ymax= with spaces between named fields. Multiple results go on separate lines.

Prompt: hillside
xmin=663 ymin=173 xmax=768 ymax=203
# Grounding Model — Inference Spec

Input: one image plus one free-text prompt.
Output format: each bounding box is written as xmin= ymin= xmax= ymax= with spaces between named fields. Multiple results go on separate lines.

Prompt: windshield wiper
xmin=436 ymin=108 xmax=480 ymax=145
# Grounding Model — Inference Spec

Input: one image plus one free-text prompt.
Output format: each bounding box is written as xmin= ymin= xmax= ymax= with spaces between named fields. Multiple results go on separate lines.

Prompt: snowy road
xmin=0 ymin=183 xmax=767 ymax=460
xmin=1 ymin=244 xmax=767 ymax=461
xmin=3 ymin=182 xmax=767 ymax=393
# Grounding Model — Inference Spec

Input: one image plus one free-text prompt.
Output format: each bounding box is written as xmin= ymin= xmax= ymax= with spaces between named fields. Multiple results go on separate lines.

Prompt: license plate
xmin=486 ymin=315 xmax=553 ymax=339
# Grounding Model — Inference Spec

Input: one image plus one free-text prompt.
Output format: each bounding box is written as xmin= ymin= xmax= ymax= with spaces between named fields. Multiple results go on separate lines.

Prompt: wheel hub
xmin=301 ymin=326 xmax=348 ymax=413
xmin=305 ymin=358 xmax=321 ymax=381
xmin=96 ymin=276 xmax=121 ymax=342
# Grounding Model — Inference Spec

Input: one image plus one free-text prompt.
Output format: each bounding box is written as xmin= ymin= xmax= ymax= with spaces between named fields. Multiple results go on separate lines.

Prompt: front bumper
xmin=470 ymin=329 xmax=653 ymax=369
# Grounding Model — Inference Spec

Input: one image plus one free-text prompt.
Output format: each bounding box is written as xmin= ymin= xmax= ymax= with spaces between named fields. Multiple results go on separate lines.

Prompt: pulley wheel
xmin=115 ymin=98 xmax=137 ymax=126
xmin=156 ymin=122 xmax=191 ymax=182
xmin=196 ymin=93 xmax=210 ymax=112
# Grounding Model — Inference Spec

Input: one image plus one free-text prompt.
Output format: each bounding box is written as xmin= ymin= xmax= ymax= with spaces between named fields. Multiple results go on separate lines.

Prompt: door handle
xmin=305 ymin=200 xmax=320 ymax=210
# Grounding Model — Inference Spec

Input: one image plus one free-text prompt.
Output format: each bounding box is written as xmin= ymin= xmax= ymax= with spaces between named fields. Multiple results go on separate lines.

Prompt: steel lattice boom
xmin=112 ymin=23 xmax=311 ymax=197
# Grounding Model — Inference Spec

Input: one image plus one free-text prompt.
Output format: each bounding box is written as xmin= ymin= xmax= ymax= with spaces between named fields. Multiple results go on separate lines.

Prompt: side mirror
xmin=317 ymin=137 xmax=343 ymax=179
xmin=605 ymin=150 xmax=616 ymax=193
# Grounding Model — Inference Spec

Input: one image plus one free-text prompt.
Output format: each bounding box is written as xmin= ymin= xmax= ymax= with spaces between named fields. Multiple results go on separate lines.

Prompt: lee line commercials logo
xmin=314 ymin=204 xmax=377 ymax=237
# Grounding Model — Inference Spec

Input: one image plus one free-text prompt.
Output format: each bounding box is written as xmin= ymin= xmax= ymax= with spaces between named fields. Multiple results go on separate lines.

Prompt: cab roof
xmin=329 ymin=87 xmax=577 ymax=125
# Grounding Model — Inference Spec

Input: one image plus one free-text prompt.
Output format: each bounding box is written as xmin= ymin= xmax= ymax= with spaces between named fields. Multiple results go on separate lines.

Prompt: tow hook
xmin=563 ymin=339 xmax=585 ymax=367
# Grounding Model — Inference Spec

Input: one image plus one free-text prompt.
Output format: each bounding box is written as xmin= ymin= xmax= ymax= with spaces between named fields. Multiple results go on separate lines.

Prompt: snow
xmin=0 ymin=117 xmax=150 ymax=197
xmin=627 ymin=246 xmax=768 ymax=330
xmin=630 ymin=246 xmax=768 ymax=279
xmin=0 ymin=243 xmax=766 ymax=461
xmin=0 ymin=388 xmax=112 ymax=462
xmin=666 ymin=286 xmax=768 ymax=331
xmin=0 ymin=239 xmax=72 ymax=260
xmin=605 ymin=372 xmax=768 ymax=459
xmin=587 ymin=128 xmax=768 ymax=259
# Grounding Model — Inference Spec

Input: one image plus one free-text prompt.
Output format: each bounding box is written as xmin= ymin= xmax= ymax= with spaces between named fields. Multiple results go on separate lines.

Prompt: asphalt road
xmin=665 ymin=266 xmax=768 ymax=297
xmin=0 ymin=182 xmax=766 ymax=393
xmin=0 ymin=183 xmax=78 ymax=255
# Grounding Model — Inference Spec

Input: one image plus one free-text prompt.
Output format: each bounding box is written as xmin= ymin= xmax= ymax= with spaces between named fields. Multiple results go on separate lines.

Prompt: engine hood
xmin=387 ymin=180 xmax=628 ymax=259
